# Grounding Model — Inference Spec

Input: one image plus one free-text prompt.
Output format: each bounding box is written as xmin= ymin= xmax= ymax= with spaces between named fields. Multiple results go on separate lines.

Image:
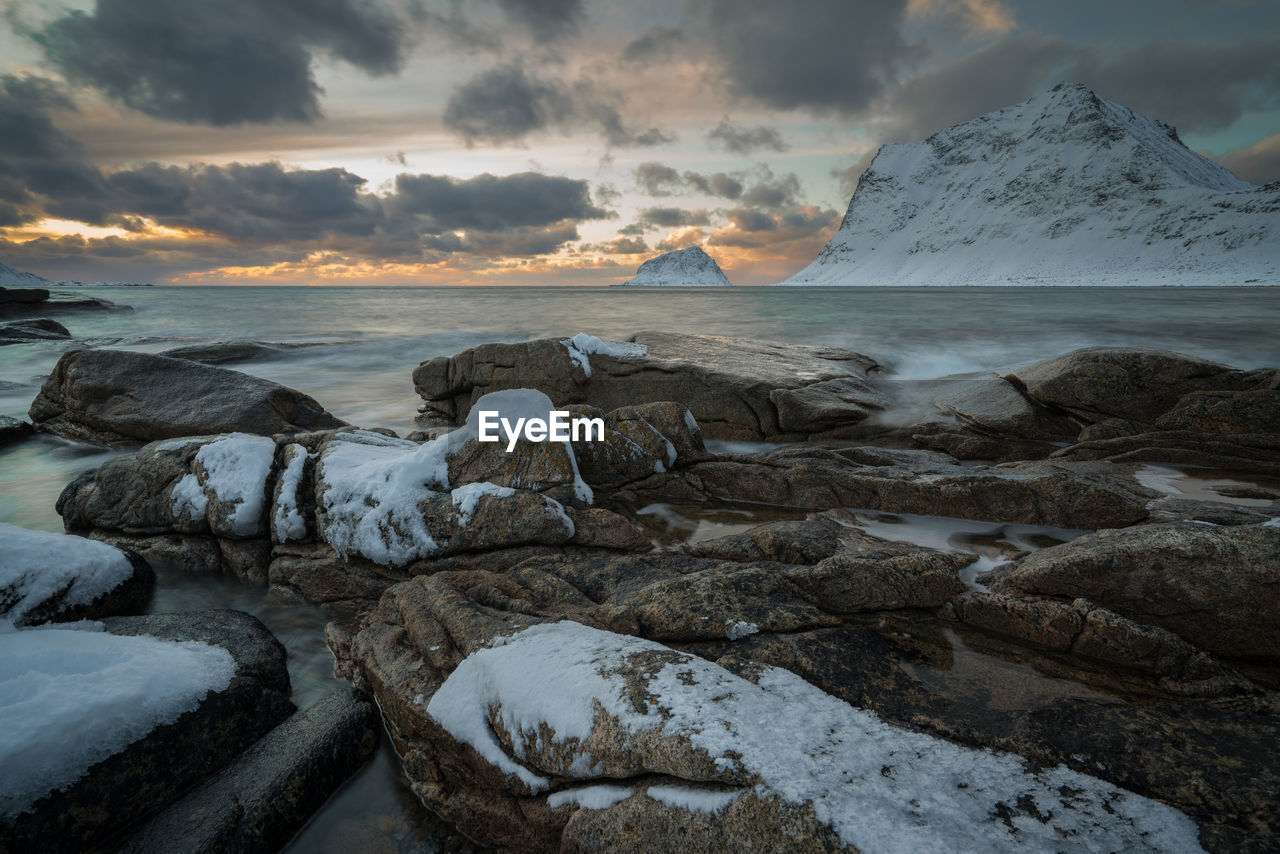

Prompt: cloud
xmin=633 ymin=162 xmax=796 ymax=208
xmin=443 ymin=64 xmax=673 ymax=147
xmin=635 ymin=206 xmax=711 ymax=229
xmin=1217 ymin=133 xmax=1280 ymax=185
xmin=493 ymin=0 xmax=584 ymax=40
xmin=905 ymin=0 xmax=1014 ymax=35
xmin=1069 ymin=39 xmax=1280 ymax=134
xmin=707 ymin=118 xmax=790 ymax=154
xmin=691 ymin=0 xmax=911 ymax=115
xmin=621 ymin=26 xmax=685 ymax=64
xmin=583 ymin=235 xmax=649 ymax=254
xmin=30 ymin=0 xmax=413 ymax=125
xmin=707 ymin=204 xmax=838 ymax=248
xmin=387 ymin=171 xmax=607 ymax=231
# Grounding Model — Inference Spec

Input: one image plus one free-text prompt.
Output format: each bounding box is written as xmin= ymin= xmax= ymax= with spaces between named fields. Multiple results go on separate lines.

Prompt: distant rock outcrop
xmin=779 ymin=82 xmax=1280 ymax=285
xmin=615 ymin=246 xmax=732 ymax=286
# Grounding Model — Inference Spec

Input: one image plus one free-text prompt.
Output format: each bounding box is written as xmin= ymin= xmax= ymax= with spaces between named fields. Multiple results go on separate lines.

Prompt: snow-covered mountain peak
xmin=781 ymin=82 xmax=1277 ymax=286
xmin=615 ymin=246 xmax=732 ymax=286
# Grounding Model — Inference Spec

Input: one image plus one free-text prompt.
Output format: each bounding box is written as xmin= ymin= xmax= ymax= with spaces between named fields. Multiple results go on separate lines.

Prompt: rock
xmin=0 ymin=610 xmax=293 ymax=854
xmin=413 ymin=332 xmax=886 ymax=441
xmin=993 ymin=521 xmax=1280 ymax=661
xmin=618 ymin=446 xmax=1156 ymax=530
xmin=446 ymin=435 xmax=578 ymax=492
xmin=0 ymin=415 xmax=33 ymax=445
xmin=29 ymin=349 xmax=346 ymax=447
xmin=120 ymin=688 xmax=378 ymax=854
xmin=0 ymin=317 xmax=71 ymax=344
xmin=929 ymin=375 xmax=1081 ymax=442
xmin=1155 ymin=388 xmax=1280 ymax=434
xmin=0 ymin=286 xmax=129 ymax=317
xmin=0 ymin=523 xmax=154 ymax=626
xmin=1006 ymin=347 xmax=1266 ymax=424
xmin=159 ymin=339 xmax=320 ymax=365
xmin=1051 ymin=428 xmax=1280 ymax=476
xmin=946 ymin=592 xmax=1248 ymax=694
xmin=0 ymin=286 xmax=49 ymax=304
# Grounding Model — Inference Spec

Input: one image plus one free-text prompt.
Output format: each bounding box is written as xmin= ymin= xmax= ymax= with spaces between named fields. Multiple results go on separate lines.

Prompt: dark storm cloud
xmin=621 ymin=26 xmax=685 ymax=64
xmin=0 ymin=75 xmax=111 ymax=224
xmin=388 ymin=171 xmax=606 ymax=230
xmin=708 ymin=204 xmax=838 ymax=248
xmin=681 ymin=171 xmax=744 ymax=200
xmin=422 ymin=221 xmax=582 ymax=256
xmin=31 ymin=0 xmax=412 ymax=125
xmin=879 ymin=34 xmax=1280 ymax=144
xmin=106 ymin=162 xmax=381 ymax=240
xmin=691 ymin=0 xmax=910 ymax=114
xmin=1070 ymin=39 xmax=1280 ymax=134
xmin=443 ymin=65 xmax=673 ymax=147
xmin=707 ymin=118 xmax=789 ymax=154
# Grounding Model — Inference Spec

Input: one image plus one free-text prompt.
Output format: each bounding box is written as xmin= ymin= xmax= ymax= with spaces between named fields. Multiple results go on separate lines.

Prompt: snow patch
xmin=547 ymin=783 xmax=635 ymax=810
xmin=272 ymin=443 xmax=309 ymax=543
xmin=0 ymin=524 xmax=136 ymax=625
xmin=725 ymin=620 xmax=758 ymax=640
xmin=0 ymin=622 xmax=235 ymax=819
xmin=560 ymin=333 xmax=649 ymax=379
xmin=646 ymin=784 xmax=741 ymax=815
xmin=169 ymin=433 xmax=276 ymax=535
xmin=428 ymin=621 xmax=1204 ymax=853
xmin=450 ymin=482 xmax=515 ymax=527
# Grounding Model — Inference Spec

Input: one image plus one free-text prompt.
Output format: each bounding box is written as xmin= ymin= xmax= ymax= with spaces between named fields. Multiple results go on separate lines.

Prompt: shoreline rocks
xmin=29 ymin=349 xmax=347 ymax=447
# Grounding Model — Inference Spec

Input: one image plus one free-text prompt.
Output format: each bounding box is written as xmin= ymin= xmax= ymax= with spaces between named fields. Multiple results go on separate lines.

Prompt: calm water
xmin=2 ymin=284 xmax=1278 ymax=850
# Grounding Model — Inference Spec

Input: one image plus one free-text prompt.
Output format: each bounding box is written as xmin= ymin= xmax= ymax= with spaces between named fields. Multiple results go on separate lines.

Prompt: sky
xmin=1 ymin=0 xmax=1278 ymax=285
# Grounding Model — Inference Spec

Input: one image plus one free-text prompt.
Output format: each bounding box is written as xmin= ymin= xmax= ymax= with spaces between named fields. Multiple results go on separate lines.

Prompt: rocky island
xmin=6 ymin=331 xmax=1277 ymax=853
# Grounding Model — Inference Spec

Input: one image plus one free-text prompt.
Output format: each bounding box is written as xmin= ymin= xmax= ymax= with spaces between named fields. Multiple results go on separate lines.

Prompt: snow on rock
xmin=559 ymin=333 xmax=649 ymax=379
xmin=169 ymin=432 xmax=276 ymax=536
xmin=646 ymin=784 xmax=741 ymax=815
xmin=780 ymin=81 xmax=1280 ymax=286
xmin=615 ymin=246 xmax=732 ymax=287
xmin=547 ymin=783 xmax=636 ymax=810
xmin=427 ymin=620 xmax=1204 ymax=853
xmin=0 ymin=524 xmax=136 ymax=626
xmin=317 ymin=430 xmax=449 ymax=566
xmin=0 ymin=621 xmax=235 ymax=819
xmin=272 ymin=443 xmax=309 ymax=543
xmin=318 ymin=390 xmax=593 ymax=565
xmin=450 ymin=482 xmax=516 ymax=526
xmin=724 ymin=620 xmax=759 ymax=640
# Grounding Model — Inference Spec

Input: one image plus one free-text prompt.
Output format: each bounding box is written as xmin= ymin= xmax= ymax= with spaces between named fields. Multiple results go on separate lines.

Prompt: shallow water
xmin=2 ymin=285 xmax=1277 ymax=850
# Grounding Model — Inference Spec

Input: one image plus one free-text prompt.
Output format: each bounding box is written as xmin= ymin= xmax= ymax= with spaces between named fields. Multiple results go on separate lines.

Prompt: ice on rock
xmin=0 ymin=524 xmax=136 ymax=625
xmin=427 ymin=621 xmax=1205 ymax=853
xmin=547 ymin=784 xmax=636 ymax=810
xmin=646 ymin=784 xmax=741 ymax=815
xmin=0 ymin=621 xmax=235 ymax=819
xmin=725 ymin=620 xmax=758 ymax=640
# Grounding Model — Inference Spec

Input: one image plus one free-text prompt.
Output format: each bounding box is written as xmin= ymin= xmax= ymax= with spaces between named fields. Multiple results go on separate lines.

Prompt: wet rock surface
xmin=29 ymin=349 xmax=347 ymax=446
xmin=0 ymin=317 xmax=71 ymax=344
xmin=0 ymin=610 xmax=293 ymax=854
xmin=45 ymin=336 xmax=1280 ymax=853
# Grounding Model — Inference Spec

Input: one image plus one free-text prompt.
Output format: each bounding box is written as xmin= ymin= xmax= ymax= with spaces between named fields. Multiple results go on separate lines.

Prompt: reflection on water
xmin=1136 ymin=463 xmax=1280 ymax=508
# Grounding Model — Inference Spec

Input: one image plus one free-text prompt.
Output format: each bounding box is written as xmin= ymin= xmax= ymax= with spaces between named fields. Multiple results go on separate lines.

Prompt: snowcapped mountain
xmin=615 ymin=246 xmax=732 ymax=286
xmin=0 ymin=262 xmax=52 ymax=287
xmin=779 ymin=82 xmax=1279 ymax=286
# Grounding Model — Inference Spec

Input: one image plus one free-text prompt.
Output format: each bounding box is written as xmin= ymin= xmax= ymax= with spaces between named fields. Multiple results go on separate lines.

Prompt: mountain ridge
xmin=778 ymin=82 xmax=1279 ymax=286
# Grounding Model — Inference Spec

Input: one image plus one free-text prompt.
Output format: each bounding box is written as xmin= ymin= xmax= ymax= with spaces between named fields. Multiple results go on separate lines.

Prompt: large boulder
xmin=992 ymin=521 xmax=1280 ymax=661
xmin=29 ymin=349 xmax=346 ymax=446
xmin=0 ymin=610 xmax=293 ymax=854
xmin=413 ymin=332 xmax=887 ymax=441
xmin=1006 ymin=347 xmax=1269 ymax=425
xmin=0 ymin=415 xmax=33 ymax=446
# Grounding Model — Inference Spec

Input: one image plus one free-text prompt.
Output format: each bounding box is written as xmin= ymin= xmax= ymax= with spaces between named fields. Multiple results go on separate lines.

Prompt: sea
xmin=2 ymin=284 xmax=1278 ymax=850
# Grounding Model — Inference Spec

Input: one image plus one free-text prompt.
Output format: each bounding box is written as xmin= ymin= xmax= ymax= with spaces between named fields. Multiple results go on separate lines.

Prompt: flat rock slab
xmin=0 ymin=610 xmax=293 ymax=854
xmin=414 ymin=332 xmax=887 ymax=441
xmin=0 ymin=318 xmax=71 ymax=344
xmin=121 ymin=688 xmax=378 ymax=854
xmin=29 ymin=349 xmax=347 ymax=446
